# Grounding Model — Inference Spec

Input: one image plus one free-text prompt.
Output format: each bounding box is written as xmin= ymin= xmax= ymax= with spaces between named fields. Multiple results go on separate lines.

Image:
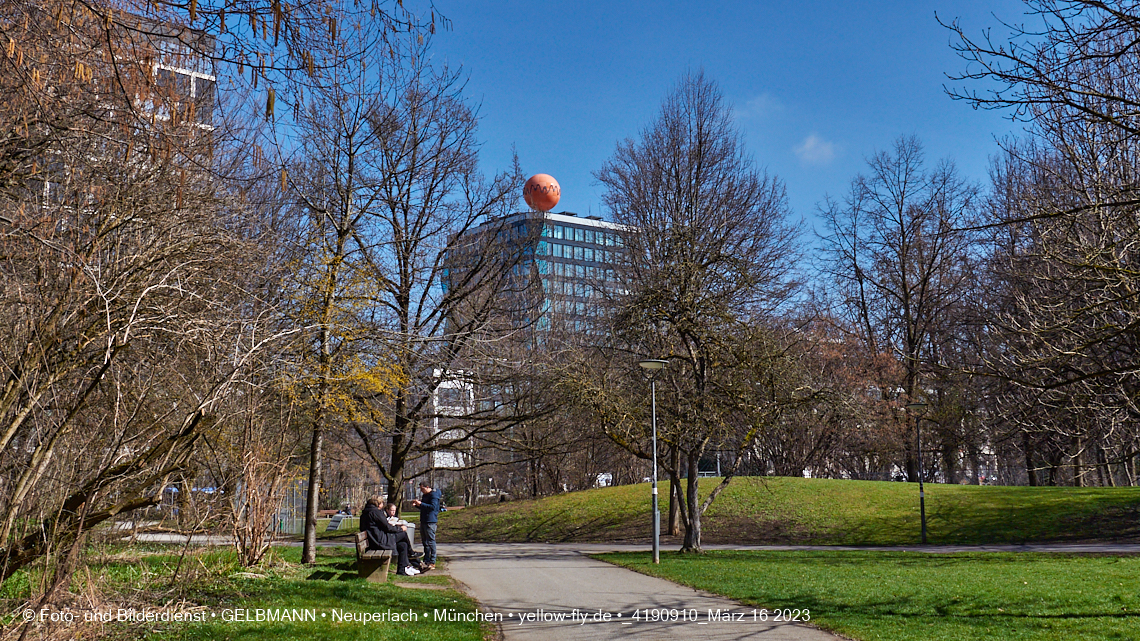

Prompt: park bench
xmin=354 ymin=531 xmax=392 ymax=582
xmin=326 ymin=514 xmax=345 ymax=531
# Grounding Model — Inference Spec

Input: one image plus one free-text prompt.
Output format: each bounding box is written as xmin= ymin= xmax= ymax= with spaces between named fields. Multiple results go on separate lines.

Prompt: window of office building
xmin=584 ymin=229 xmax=594 ymax=244
xmin=574 ymin=227 xmax=584 ymax=242
xmin=437 ymin=387 xmax=468 ymax=406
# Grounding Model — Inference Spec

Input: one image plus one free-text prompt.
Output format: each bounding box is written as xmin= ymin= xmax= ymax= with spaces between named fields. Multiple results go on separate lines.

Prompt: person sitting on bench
xmin=385 ymin=503 xmax=422 ymax=559
xmin=360 ymin=497 xmax=417 ymax=576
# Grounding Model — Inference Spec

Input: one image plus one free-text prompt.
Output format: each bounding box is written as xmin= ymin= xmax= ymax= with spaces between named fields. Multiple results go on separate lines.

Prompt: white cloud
xmin=794 ymin=134 xmax=836 ymax=165
xmin=736 ymin=93 xmax=783 ymax=121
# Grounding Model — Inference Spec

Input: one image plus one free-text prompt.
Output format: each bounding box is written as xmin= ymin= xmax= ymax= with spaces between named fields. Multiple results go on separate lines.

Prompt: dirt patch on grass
xmin=1054 ymin=504 xmax=1140 ymax=543
xmin=700 ymin=515 xmax=829 ymax=545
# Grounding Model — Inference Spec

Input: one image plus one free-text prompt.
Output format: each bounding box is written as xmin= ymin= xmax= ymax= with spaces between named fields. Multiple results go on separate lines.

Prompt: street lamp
xmin=638 ymin=358 xmax=668 ymax=564
xmin=907 ymin=400 xmax=928 ymax=544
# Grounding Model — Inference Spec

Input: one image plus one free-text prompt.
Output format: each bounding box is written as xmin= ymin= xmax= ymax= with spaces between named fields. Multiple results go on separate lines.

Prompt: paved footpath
xmin=445 ymin=542 xmax=842 ymax=641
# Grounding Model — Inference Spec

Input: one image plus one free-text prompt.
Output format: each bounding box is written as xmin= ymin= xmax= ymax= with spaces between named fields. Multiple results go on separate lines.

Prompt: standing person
xmin=411 ymin=481 xmax=440 ymax=570
xmin=360 ymin=497 xmax=418 ymax=576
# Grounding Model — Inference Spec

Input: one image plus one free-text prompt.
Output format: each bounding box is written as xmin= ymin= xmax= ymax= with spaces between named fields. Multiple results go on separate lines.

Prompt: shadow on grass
xmin=829 ymin=490 xmax=1140 ymax=546
xmin=928 ymin=495 xmax=1140 ymax=545
xmin=439 ymin=479 xmax=1140 ymax=547
xmin=304 ymin=562 xmax=359 ymax=582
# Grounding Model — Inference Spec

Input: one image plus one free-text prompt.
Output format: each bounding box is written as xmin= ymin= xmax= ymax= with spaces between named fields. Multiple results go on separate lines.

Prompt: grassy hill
xmin=437 ymin=477 xmax=1140 ymax=546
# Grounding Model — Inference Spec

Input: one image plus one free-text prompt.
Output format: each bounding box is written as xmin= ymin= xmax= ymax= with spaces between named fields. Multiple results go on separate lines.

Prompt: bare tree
xmin=949 ymin=2 xmax=1140 ymax=485
xmin=818 ymin=136 xmax=980 ymax=481
xmin=980 ymin=138 xmax=1140 ymax=486
xmin=945 ymin=1 xmax=1140 ymax=138
xmin=280 ymin=27 xmax=533 ymax=560
xmin=0 ymin=0 xmax=310 ymax=587
xmin=591 ymin=71 xmax=802 ymax=552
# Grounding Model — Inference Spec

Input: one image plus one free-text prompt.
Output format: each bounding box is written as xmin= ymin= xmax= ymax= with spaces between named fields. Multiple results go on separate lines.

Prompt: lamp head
xmin=638 ymin=359 xmax=668 ymax=381
xmin=906 ymin=401 xmax=928 ymax=412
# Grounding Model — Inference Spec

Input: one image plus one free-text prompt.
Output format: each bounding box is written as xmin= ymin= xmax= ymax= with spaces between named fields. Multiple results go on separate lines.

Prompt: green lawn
xmin=600 ymin=550 xmax=1140 ymax=641
xmin=438 ymin=476 xmax=1140 ymax=545
xmin=4 ymin=546 xmax=487 ymax=641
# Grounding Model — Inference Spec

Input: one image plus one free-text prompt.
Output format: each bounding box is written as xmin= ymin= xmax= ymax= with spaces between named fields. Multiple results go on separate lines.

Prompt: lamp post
xmin=638 ymin=359 xmax=668 ymax=564
xmin=907 ymin=401 xmax=928 ymax=544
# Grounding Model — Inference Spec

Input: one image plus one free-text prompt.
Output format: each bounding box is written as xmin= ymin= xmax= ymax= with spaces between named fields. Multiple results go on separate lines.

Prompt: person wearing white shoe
xmin=360 ymin=497 xmax=415 ymax=575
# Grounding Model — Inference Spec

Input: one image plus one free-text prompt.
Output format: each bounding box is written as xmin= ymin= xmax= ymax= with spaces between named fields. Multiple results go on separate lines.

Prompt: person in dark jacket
xmin=360 ymin=497 xmax=418 ymax=575
xmin=411 ymin=481 xmax=440 ymax=570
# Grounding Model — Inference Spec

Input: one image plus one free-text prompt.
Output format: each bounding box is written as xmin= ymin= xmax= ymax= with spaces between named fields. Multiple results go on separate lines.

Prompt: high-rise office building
xmin=443 ymin=210 xmax=626 ymax=336
xmin=429 ymin=210 xmax=626 ymax=473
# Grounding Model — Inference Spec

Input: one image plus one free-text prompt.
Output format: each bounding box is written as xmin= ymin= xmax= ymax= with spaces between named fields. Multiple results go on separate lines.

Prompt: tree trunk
xmin=301 ymin=420 xmax=323 ymax=564
xmin=942 ymin=440 xmax=958 ymax=484
xmin=1097 ymin=444 xmax=1114 ymax=487
xmin=681 ymin=451 xmax=702 ymax=552
xmin=178 ymin=475 xmax=192 ymax=529
xmin=1023 ymin=431 xmax=1037 ymax=486
xmin=1047 ymin=447 xmax=1061 ymax=486
xmin=1073 ymin=437 xmax=1084 ymax=487
xmin=668 ymin=446 xmax=681 ymax=535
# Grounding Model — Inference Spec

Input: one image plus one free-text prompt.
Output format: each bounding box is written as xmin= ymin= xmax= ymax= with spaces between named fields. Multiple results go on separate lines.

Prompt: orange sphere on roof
xmin=523 ymin=174 xmax=561 ymax=212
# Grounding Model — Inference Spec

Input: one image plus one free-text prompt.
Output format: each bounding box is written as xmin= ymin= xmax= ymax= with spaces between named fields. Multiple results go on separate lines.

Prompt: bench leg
xmin=359 ymin=559 xmax=388 ymax=583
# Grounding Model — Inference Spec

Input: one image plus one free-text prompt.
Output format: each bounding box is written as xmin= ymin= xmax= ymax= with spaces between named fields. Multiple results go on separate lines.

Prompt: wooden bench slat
xmin=354 ymin=530 xmax=392 ymax=582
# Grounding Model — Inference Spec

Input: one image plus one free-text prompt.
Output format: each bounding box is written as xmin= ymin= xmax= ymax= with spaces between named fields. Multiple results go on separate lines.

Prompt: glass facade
xmin=443 ymin=213 xmax=626 ymax=335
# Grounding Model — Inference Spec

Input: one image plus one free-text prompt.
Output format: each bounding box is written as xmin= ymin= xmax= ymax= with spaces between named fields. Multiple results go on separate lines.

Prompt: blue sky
xmin=428 ymin=1 xmax=1027 ymax=235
